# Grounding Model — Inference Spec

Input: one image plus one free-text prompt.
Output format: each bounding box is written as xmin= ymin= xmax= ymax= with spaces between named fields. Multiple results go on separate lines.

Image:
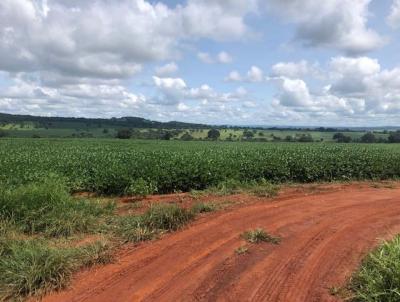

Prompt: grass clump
xmin=114 ymin=203 xmax=195 ymax=243
xmin=191 ymin=202 xmax=217 ymax=214
xmin=235 ymin=245 xmax=249 ymax=255
xmin=0 ymin=238 xmax=113 ymax=301
xmin=350 ymin=235 xmax=400 ymax=302
xmin=0 ymin=177 xmax=114 ymax=237
xmin=195 ymin=178 xmax=279 ymax=198
xmin=241 ymin=228 xmax=281 ymax=244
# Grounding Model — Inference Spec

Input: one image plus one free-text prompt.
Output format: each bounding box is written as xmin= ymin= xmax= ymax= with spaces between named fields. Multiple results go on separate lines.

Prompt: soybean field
xmin=1 ymin=138 xmax=400 ymax=195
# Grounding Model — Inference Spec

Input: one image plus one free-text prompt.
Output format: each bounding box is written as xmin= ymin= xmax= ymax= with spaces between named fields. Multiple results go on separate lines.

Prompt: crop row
xmin=1 ymin=139 xmax=400 ymax=195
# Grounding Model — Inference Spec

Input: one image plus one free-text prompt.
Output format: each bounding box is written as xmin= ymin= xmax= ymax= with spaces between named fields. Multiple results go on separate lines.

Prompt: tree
xmin=360 ymin=132 xmax=376 ymax=143
xmin=0 ymin=130 xmax=7 ymax=138
xmin=388 ymin=131 xmax=400 ymax=143
xmin=181 ymin=132 xmax=194 ymax=141
xmin=298 ymin=134 xmax=314 ymax=142
xmin=333 ymin=133 xmax=352 ymax=143
xmin=116 ymin=128 xmax=132 ymax=139
xmin=161 ymin=131 xmax=173 ymax=140
xmin=207 ymin=129 xmax=220 ymax=140
xmin=243 ymin=130 xmax=254 ymax=139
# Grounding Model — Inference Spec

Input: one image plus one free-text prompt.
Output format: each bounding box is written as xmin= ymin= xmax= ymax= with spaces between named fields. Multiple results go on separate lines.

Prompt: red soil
xmin=43 ymin=183 xmax=400 ymax=302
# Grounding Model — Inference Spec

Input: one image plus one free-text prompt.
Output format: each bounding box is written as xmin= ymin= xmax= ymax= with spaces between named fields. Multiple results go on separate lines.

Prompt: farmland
xmin=1 ymin=138 xmax=400 ymax=195
xmin=2 ymin=138 xmax=400 ymax=301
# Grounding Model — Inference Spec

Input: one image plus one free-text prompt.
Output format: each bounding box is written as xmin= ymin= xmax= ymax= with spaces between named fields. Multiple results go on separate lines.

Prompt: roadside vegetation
xmin=350 ymin=235 xmax=400 ymax=302
xmin=241 ymin=228 xmax=281 ymax=244
xmin=0 ymin=177 xmax=235 ymax=300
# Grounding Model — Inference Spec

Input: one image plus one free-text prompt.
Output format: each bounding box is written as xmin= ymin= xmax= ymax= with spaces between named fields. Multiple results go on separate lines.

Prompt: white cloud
xmin=247 ymin=66 xmax=264 ymax=82
xmin=388 ymin=0 xmax=400 ymax=28
xmin=267 ymin=0 xmax=385 ymax=54
xmin=226 ymin=66 xmax=265 ymax=82
xmin=198 ymin=51 xmax=233 ymax=64
xmin=225 ymin=70 xmax=242 ymax=82
xmin=271 ymin=60 xmax=319 ymax=79
xmin=155 ymin=62 xmax=178 ymax=76
xmin=217 ymin=51 xmax=233 ymax=64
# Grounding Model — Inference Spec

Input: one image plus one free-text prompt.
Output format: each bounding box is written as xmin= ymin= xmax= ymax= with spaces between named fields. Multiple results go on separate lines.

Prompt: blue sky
xmin=1 ymin=0 xmax=400 ymax=126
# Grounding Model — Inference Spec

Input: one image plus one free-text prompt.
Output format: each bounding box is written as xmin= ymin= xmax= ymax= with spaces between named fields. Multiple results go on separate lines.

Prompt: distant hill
xmin=0 ymin=112 xmax=207 ymax=130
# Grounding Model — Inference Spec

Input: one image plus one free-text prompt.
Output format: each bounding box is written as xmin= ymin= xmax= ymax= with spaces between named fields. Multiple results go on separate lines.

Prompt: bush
xmin=351 ymin=235 xmax=400 ymax=302
xmin=361 ymin=132 xmax=377 ymax=143
xmin=116 ymin=128 xmax=132 ymax=139
xmin=0 ymin=178 xmax=113 ymax=237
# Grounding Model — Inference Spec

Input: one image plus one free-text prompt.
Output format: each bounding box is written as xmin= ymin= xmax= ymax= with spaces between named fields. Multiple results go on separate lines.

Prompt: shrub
xmin=241 ymin=228 xmax=281 ymax=244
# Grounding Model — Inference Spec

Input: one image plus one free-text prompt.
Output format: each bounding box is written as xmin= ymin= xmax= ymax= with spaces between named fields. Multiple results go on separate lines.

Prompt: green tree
xmin=207 ymin=129 xmax=220 ymax=140
xmin=360 ymin=132 xmax=376 ymax=143
xmin=116 ymin=129 xmax=132 ymax=139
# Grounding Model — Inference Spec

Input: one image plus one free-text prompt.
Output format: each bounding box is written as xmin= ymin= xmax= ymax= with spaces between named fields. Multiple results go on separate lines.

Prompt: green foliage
xmin=1 ymin=139 xmax=400 ymax=196
xmin=361 ymin=132 xmax=377 ymax=143
xmin=351 ymin=235 xmax=400 ymax=302
xmin=207 ymin=129 xmax=220 ymax=140
xmin=116 ymin=128 xmax=132 ymax=139
xmin=125 ymin=178 xmax=157 ymax=198
xmin=241 ymin=228 xmax=281 ymax=244
xmin=0 ymin=178 xmax=114 ymax=237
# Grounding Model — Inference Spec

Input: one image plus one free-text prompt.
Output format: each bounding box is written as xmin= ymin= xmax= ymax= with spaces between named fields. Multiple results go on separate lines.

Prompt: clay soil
xmin=43 ymin=182 xmax=400 ymax=302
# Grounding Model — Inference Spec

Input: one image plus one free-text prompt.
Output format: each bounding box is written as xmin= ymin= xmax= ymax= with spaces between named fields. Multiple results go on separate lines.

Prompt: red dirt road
xmin=43 ymin=184 xmax=400 ymax=302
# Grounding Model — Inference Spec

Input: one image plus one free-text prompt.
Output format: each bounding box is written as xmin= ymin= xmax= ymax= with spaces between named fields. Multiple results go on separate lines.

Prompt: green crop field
xmin=1 ymin=138 xmax=400 ymax=196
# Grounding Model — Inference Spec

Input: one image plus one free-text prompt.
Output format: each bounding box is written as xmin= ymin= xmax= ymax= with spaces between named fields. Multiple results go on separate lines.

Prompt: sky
xmin=1 ymin=0 xmax=400 ymax=126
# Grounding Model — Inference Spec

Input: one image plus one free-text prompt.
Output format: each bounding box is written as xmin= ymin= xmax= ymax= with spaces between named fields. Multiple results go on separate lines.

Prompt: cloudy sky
xmin=1 ymin=0 xmax=400 ymax=126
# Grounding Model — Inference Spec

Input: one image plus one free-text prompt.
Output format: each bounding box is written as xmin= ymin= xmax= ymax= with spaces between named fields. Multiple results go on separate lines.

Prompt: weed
xmin=191 ymin=202 xmax=217 ymax=214
xmin=0 ymin=238 xmax=114 ymax=301
xmin=241 ymin=228 xmax=281 ymax=244
xmin=235 ymin=245 xmax=249 ymax=255
xmin=350 ymin=235 xmax=400 ymax=302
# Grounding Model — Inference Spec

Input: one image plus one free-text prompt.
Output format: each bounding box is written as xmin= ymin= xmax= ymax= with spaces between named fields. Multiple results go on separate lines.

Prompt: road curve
xmin=43 ymin=184 xmax=400 ymax=302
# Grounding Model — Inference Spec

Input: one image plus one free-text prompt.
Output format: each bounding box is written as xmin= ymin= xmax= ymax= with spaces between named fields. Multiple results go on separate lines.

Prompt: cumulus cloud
xmin=226 ymin=66 xmax=264 ymax=82
xmin=388 ymin=0 xmax=400 ymax=28
xmin=270 ymin=56 xmax=400 ymax=124
xmin=271 ymin=60 xmax=319 ymax=79
xmin=267 ymin=0 xmax=385 ymax=55
xmin=155 ymin=62 xmax=178 ymax=76
xmin=198 ymin=51 xmax=233 ymax=64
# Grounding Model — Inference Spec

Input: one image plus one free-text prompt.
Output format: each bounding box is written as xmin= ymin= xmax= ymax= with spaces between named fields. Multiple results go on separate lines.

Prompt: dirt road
xmin=43 ymin=184 xmax=400 ymax=302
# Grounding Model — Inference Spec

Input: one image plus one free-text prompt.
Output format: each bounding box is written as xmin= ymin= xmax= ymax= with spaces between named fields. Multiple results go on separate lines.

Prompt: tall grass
xmin=0 ymin=177 xmax=114 ymax=237
xmin=0 ymin=238 xmax=113 ymax=300
xmin=114 ymin=203 xmax=195 ymax=243
xmin=351 ymin=235 xmax=400 ymax=302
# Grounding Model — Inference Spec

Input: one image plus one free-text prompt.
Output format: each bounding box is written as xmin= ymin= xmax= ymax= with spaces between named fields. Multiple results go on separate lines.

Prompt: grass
xmin=241 ymin=228 xmax=281 ymax=244
xmin=0 ymin=177 xmax=115 ymax=237
xmin=235 ymin=245 xmax=249 ymax=255
xmin=191 ymin=202 xmax=217 ymax=214
xmin=0 ymin=237 xmax=113 ymax=300
xmin=192 ymin=179 xmax=279 ymax=198
xmin=114 ymin=203 xmax=195 ymax=243
xmin=350 ymin=235 xmax=400 ymax=302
